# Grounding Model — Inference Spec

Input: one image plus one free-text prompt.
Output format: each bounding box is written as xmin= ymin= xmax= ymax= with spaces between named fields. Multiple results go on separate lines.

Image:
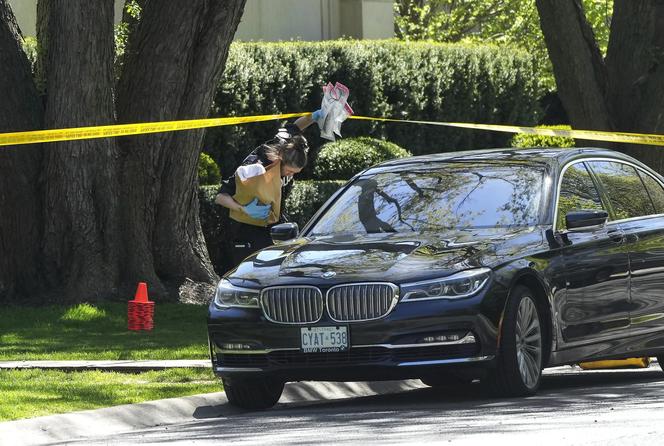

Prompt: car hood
xmin=227 ymin=227 xmax=545 ymax=288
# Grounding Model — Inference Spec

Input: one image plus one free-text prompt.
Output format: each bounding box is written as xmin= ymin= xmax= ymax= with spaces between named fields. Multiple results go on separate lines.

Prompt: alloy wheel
xmin=515 ymin=296 xmax=542 ymax=389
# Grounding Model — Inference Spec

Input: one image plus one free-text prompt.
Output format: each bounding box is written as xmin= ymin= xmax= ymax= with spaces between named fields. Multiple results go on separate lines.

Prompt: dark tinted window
xmin=588 ymin=161 xmax=655 ymax=219
xmin=638 ymin=171 xmax=664 ymax=214
xmin=309 ymin=163 xmax=544 ymax=236
xmin=557 ymin=163 xmax=605 ymax=230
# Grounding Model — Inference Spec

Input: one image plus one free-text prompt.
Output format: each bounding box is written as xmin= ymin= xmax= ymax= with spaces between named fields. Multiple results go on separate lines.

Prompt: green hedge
xmin=198 ymin=153 xmax=221 ymax=185
xmin=284 ymin=180 xmax=347 ymax=227
xmin=198 ymin=186 xmax=231 ymax=272
xmin=205 ymin=40 xmax=543 ymax=179
xmin=200 ymin=180 xmax=345 ymax=273
xmin=510 ymin=125 xmax=575 ymax=148
xmin=314 ymin=137 xmax=411 ymax=180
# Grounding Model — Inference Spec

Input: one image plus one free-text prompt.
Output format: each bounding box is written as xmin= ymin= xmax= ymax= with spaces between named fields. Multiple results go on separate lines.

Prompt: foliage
xmin=20 ymin=36 xmax=37 ymax=70
xmin=198 ymin=152 xmax=221 ymax=185
xmin=313 ymin=137 xmax=411 ymax=180
xmin=0 ymin=303 xmax=209 ymax=360
xmin=114 ymin=0 xmax=142 ymax=77
xmin=198 ymin=185 xmax=231 ymax=273
xmin=284 ymin=180 xmax=347 ymax=227
xmin=510 ymin=125 xmax=575 ymax=148
xmin=0 ymin=368 xmax=218 ymax=421
xmin=206 ymin=40 xmax=542 ymax=178
xmin=393 ymin=0 xmax=613 ymax=90
xmin=114 ymin=0 xmax=141 ymax=58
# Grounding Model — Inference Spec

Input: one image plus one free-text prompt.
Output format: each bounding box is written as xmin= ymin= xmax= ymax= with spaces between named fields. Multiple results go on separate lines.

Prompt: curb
xmin=0 ymin=380 xmax=426 ymax=446
xmin=0 ymin=360 xmax=209 ymax=372
xmin=0 ymin=362 xmax=659 ymax=445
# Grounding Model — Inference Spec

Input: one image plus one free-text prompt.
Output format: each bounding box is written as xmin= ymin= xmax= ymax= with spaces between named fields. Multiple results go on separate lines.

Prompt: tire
xmin=485 ymin=285 xmax=544 ymax=397
xmin=223 ymin=376 xmax=285 ymax=410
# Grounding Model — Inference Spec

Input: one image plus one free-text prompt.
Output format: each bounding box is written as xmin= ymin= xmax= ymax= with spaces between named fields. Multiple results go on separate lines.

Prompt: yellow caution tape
xmin=350 ymin=116 xmax=664 ymax=147
xmin=2 ymin=112 xmax=664 ymax=148
xmin=579 ymin=357 xmax=651 ymax=370
xmin=0 ymin=113 xmax=309 ymax=147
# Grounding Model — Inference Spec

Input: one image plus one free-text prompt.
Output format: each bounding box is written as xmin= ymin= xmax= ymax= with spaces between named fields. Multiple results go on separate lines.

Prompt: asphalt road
xmin=53 ymin=366 xmax=664 ymax=446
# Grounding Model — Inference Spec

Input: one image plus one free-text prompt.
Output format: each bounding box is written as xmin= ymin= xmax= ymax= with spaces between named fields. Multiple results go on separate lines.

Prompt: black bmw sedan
xmin=207 ymin=148 xmax=664 ymax=409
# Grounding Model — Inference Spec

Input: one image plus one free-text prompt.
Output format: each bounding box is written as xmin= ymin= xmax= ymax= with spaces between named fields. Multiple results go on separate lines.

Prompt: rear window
xmin=587 ymin=160 xmax=655 ymax=220
xmin=638 ymin=171 xmax=664 ymax=214
xmin=309 ymin=163 xmax=544 ymax=236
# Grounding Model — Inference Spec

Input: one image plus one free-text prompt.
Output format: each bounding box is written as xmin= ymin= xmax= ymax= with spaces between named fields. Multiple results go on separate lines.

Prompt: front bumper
xmin=207 ymin=288 xmax=502 ymax=381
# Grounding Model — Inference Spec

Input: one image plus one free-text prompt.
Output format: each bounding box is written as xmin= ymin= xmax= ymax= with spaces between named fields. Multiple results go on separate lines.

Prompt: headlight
xmin=213 ymin=279 xmax=260 ymax=308
xmin=401 ymin=268 xmax=491 ymax=301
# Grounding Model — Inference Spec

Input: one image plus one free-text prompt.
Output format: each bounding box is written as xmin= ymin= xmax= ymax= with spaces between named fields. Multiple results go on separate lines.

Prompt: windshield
xmin=309 ymin=163 xmax=544 ymax=236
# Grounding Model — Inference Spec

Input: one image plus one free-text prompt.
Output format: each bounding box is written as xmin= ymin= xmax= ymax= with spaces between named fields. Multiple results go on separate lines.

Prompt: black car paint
xmin=208 ymin=148 xmax=664 ymax=381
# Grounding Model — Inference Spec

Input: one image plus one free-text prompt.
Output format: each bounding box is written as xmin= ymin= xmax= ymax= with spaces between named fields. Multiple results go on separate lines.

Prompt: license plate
xmin=300 ymin=326 xmax=348 ymax=353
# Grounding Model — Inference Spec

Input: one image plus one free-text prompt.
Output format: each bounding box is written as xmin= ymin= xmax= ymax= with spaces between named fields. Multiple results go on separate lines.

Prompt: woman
xmin=216 ymin=83 xmax=352 ymax=266
xmin=215 ymin=114 xmax=316 ymax=266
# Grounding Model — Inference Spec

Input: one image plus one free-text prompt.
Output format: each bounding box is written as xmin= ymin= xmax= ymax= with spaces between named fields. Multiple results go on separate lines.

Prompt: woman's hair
xmin=264 ymin=134 xmax=309 ymax=169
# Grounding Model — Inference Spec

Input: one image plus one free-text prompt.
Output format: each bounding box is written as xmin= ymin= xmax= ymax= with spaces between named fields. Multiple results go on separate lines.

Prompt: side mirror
xmin=565 ymin=210 xmax=608 ymax=231
xmin=270 ymin=222 xmax=299 ymax=243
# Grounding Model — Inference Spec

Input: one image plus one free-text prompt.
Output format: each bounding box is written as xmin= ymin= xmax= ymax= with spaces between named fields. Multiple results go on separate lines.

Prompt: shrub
xmin=510 ymin=125 xmax=575 ymax=148
xmin=284 ymin=180 xmax=347 ymax=227
xmin=198 ymin=152 xmax=221 ymax=185
xmin=198 ymin=186 xmax=231 ymax=273
xmin=313 ymin=137 xmax=411 ymax=180
xmin=206 ymin=40 xmax=543 ymax=178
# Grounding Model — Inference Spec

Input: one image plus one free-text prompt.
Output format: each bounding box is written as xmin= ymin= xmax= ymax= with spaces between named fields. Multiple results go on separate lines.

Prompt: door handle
xmin=607 ymin=229 xmax=624 ymax=243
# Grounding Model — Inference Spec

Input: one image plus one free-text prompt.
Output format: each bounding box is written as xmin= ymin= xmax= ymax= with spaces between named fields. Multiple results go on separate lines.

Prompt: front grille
xmin=216 ymin=345 xmax=479 ymax=369
xmin=217 ymin=352 xmax=269 ymax=368
xmin=392 ymin=344 xmax=480 ymax=363
xmin=269 ymin=347 xmax=390 ymax=366
xmin=260 ymin=286 xmax=323 ymax=324
xmin=327 ymin=283 xmax=398 ymax=322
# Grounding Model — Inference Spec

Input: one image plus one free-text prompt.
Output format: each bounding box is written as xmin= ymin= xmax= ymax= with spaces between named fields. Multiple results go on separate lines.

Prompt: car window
xmin=587 ymin=161 xmax=655 ymax=220
xmin=638 ymin=170 xmax=664 ymax=214
xmin=308 ymin=163 xmax=544 ymax=236
xmin=557 ymin=162 xmax=605 ymax=231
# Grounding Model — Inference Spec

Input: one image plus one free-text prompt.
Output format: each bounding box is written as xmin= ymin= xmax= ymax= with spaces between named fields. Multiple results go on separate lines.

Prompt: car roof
xmin=366 ymin=147 xmax=652 ymax=175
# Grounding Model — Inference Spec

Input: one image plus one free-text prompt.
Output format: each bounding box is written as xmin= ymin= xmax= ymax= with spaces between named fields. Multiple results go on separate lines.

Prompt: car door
xmin=587 ymin=160 xmax=664 ymax=335
xmin=555 ymin=161 xmax=631 ymax=345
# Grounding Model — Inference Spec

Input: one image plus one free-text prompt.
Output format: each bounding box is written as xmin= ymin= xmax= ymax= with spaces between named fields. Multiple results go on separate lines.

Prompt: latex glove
xmin=314 ymin=82 xmax=354 ymax=141
xmin=243 ymin=198 xmax=271 ymax=220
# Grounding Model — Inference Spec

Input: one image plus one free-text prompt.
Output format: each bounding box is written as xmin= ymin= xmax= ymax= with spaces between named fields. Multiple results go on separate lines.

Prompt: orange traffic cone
xmin=128 ymin=282 xmax=155 ymax=331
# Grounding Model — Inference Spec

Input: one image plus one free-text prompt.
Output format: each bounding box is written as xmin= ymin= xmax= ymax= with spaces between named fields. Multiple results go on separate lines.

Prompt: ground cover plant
xmin=0 ymin=368 xmax=219 ymax=421
xmin=0 ymin=302 xmax=209 ymax=361
xmin=0 ymin=302 xmax=217 ymax=421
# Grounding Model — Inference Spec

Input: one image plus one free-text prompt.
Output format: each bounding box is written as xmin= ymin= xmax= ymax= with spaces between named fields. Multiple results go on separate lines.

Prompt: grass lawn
xmin=0 ymin=302 xmax=210 ymax=360
xmin=0 ymin=302 xmax=220 ymax=421
xmin=0 ymin=368 xmax=221 ymax=421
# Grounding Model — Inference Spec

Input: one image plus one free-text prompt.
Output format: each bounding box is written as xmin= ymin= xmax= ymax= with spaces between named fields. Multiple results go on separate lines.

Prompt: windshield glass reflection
xmin=310 ymin=163 xmax=544 ymax=236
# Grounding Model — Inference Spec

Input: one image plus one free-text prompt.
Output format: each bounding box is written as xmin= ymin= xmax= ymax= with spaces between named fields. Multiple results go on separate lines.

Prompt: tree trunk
xmin=0 ymin=0 xmax=246 ymax=303
xmin=536 ymin=0 xmax=664 ymax=172
xmin=605 ymin=0 xmax=664 ymax=172
xmin=535 ymin=0 xmax=612 ymax=132
xmin=37 ymin=0 xmax=120 ymax=301
xmin=116 ymin=0 xmax=246 ymax=296
xmin=0 ymin=0 xmax=43 ymax=301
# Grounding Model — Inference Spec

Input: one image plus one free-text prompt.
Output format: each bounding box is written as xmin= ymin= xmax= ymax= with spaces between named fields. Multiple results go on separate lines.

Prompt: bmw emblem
xmin=321 ymin=271 xmax=336 ymax=279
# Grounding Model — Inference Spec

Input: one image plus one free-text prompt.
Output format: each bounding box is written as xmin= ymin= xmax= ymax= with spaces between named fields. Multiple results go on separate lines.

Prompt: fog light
xmin=220 ymin=343 xmax=254 ymax=351
xmin=418 ymin=332 xmax=474 ymax=344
